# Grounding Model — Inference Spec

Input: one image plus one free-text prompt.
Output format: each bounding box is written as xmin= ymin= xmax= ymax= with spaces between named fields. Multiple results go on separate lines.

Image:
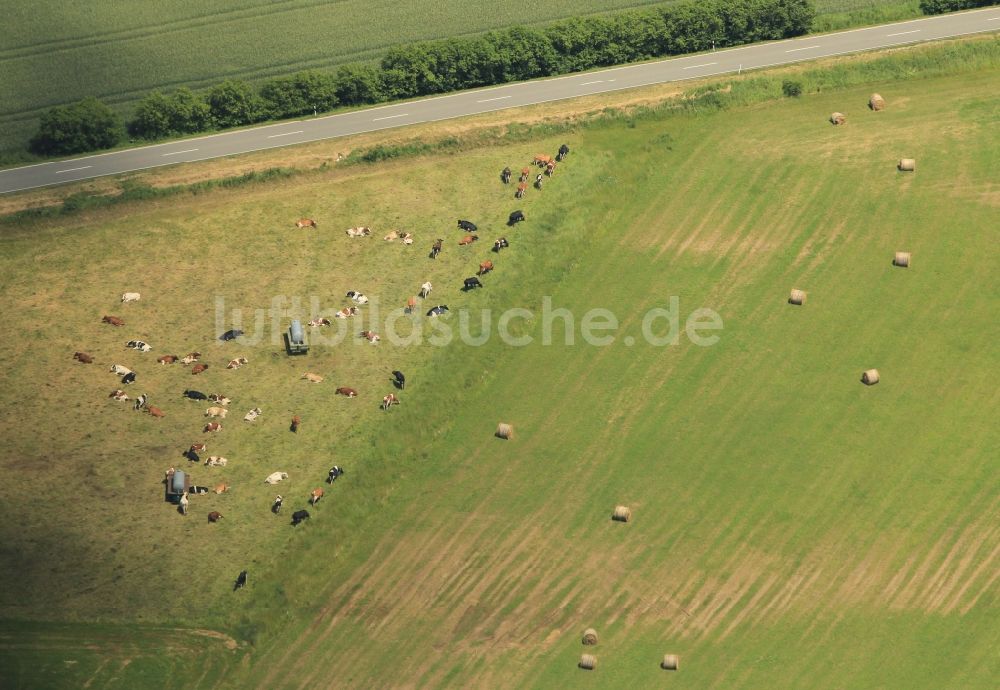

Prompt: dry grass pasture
xmin=0 ymin=48 xmax=997 ymax=689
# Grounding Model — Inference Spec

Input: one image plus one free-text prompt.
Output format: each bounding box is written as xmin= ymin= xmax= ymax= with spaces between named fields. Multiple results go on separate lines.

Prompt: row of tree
xmin=33 ymin=0 xmax=818 ymax=155
xmin=919 ymin=0 xmax=998 ymax=13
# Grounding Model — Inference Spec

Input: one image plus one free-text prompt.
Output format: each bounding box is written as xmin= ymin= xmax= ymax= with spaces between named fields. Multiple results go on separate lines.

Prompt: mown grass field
xmin=1 ymin=40 xmax=998 ymax=688
xmin=0 ymin=0 xmax=918 ymax=154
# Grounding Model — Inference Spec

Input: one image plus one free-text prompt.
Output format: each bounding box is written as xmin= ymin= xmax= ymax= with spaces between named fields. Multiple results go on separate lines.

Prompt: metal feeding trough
xmin=286 ymin=319 xmax=308 ymax=354
xmin=165 ymin=468 xmax=190 ymax=503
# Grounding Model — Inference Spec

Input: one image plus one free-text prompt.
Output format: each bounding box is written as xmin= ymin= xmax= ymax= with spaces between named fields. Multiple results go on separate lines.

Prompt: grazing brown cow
xmin=73 ymin=351 xmax=94 ymax=364
xmin=430 ymin=239 xmax=443 ymax=259
xmin=147 ymin=406 xmax=165 ymax=418
xmin=546 ymin=160 xmax=556 ymax=176
xmin=515 ymin=182 xmax=527 ymax=199
xmin=102 ymin=315 xmax=125 ymax=326
xmin=204 ymin=421 xmax=222 ymax=433
xmin=191 ymin=364 xmax=209 ymax=375
xmin=290 ymin=415 xmax=301 ymax=433
xmin=109 ymin=389 xmax=129 ymax=401
xmin=381 ymin=393 xmax=400 ymax=411
xmin=519 ymin=167 xmax=530 ymax=182
xmin=190 ymin=443 xmax=207 ymax=453
xmin=534 ymin=154 xmax=552 ymax=166
xmin=309 ymin=488 xmax=324 ymax=506
xmin=335 ymin=387 xmax=357 ymax=398
xmin=158 ymin=355 xmax=178 ymax=365
xmin=478 ymin=260 xmax=494 ymax=275
xmin=214 ymin=483 xmax=229 ymax=495
xmin=208 ymin=511 xmax=224 ymax=523
xmin=405 ymin=296 xmax=417 ymax=313
xmin=458 ymin=235 xmax=478 ymax=246
xmin=296 ymin=218 xmax=317 ymax=228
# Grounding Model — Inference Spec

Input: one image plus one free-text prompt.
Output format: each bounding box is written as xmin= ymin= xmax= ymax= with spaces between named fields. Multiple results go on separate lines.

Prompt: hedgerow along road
xmin=1 ymin=7 xmax=998 ymax=195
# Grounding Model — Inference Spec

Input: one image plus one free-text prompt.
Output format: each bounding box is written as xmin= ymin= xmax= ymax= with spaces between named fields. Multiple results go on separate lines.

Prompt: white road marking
xmin=55 ymin=166 xmax=92 ymax=174
xmin=786 ymin=45 xmax=820 ymax=53
xmin=373 ymin=113 xmax=408 ymax=121
xmin=988 ymin=17 xmax=1000 ymax=21
xmin=267 ymin=130 xmax=304 ymax=138
xmin=161 ymin=148 xmax=199 ymax=157
xmin=886 ymin=30 xmax=921 ymax=36
xmin=580 ymin=80 xmax=604 ymax=85
xmin=477 ymin=95 xmax=511 ymax=102
xmin=682 ymin=62 xmax=718 ymax=70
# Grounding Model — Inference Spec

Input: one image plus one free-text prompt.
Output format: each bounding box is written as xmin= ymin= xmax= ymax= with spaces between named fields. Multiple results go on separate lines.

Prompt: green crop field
xmin=1 ymin=38 xmax=997 ymax=689
xmin=0 ymin=1 xmax=918 ymax=155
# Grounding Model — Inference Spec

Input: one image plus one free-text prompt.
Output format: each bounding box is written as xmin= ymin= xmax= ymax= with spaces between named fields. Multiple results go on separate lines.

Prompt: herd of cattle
xmin=72 ymin=143 xmax=571 ymax=592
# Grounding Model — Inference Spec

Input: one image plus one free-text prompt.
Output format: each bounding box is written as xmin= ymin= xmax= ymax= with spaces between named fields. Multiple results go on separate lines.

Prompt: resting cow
xmin=296 ymin=218 xmax=317 ymax=229
xmin=219 ymin=329 xmax=243 ymax=342
xmin=226 ymin=356 xmax=248 ymax=369
xmin=73 ymin=352 xmax=94 ymax=364
xmin=205 ymin=456 xmax=228 ymax=467
xmin=301 ymin=373 xmax=324 ymax=383
xmin=457 ymin=220 xmax=477 ymax=232
xmin=335 ymin=387 xmax=358 ymax=397
xmin=102 ymin=315 xmax=124 ymax=326
xmin=191 ymin=364 xmax=208 ymax=375
xmin=208 ymin=394 xmax=230 ymax=405
xmin=184 ymin=390 xmax=208 ymax=400
xmin=208 ymin=511 xmax=224 ymax=523
xmin=205 ymin=406 xmax=227 ymax=418
xmin=121 ymin=372 xmax=137 ymax=385
xmin=158 ymin=355 xmax=178 ymax=364
xmin=147 ymin=406 xmax=165 ymax=418
xmin=243 ymin=407 xmax=262 ymax=422
xmin=121 ymin=292 xmax=140 ymax=303
xmin=264 ymin=471 xmax=288 ymax=485
xmin=204 ymin=422 xmax=222 ymax=433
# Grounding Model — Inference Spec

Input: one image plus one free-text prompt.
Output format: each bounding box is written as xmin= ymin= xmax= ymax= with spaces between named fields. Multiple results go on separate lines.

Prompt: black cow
xmin=556 ymin=143 xmax=570 ymax=161
xmin=291 ymin=509 xmax=310 ymax=526
xmin=184 ymin=449 xmax=201 ymax=464
xmin=508 ymin=210 xmax=525 ymax=226
xmin=430 ymin=239 xmax=443 ymax=259
xmin=121 ymin=372 xmax=136 ymax=385
xmin=457 ymin=220 xmax=477 ymax=232
xmin=392 ymin=370 xmax=405 ymax=390
xmin=501 ymin=167 xmax=512 ymax=184
xmin=463 ymin=277 xmax=484 ymax=290
xmin=184 ymin=389 xmax=207 ymax=400
xmin=426 ymin=305 xmax=449 ymax=317
xmin=272 ymin=495 xmax=283 ymax=514
xmin=219 ymin=329 xmax=243 ymax=342
xmin=493 ymin=237 xmax=509 ymax=253
xmin=234 ymin=570 xmax=248 ymax=591
xmin=327 ymin=466 xmax=345 ymax=484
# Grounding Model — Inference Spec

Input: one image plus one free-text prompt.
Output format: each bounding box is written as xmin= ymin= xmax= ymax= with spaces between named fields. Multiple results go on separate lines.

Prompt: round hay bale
xmin=579 ymin=654 xmax=597 ymax=670
xmin=788 ymin=289 xmax=806 ymax=305
xmin=830 ymin=112 xmax=846 ymax=125
xmin=612 ymin=505 xmax=632 ymax=523
xmin=893 ymin=251 xmax=911 ymax=268
xmin=869 ymin=93 xmax=885 ymax=111
xmin=862 ymin=369 xmax=880 ymax=386
xmin=898 ymin=158 xmax=915 ymax=172
xmin=661 ymin=654 xmax=680 ymax=671
xmin=496 ymin=423 xmax=513 ymax=440
xmin=582 ymin=628 xmax=599 ymax=646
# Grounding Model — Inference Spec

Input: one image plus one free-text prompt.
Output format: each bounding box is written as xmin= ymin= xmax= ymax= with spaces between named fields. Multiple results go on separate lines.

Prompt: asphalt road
xmin=2 ymin=7 xmax=998 ymax=195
